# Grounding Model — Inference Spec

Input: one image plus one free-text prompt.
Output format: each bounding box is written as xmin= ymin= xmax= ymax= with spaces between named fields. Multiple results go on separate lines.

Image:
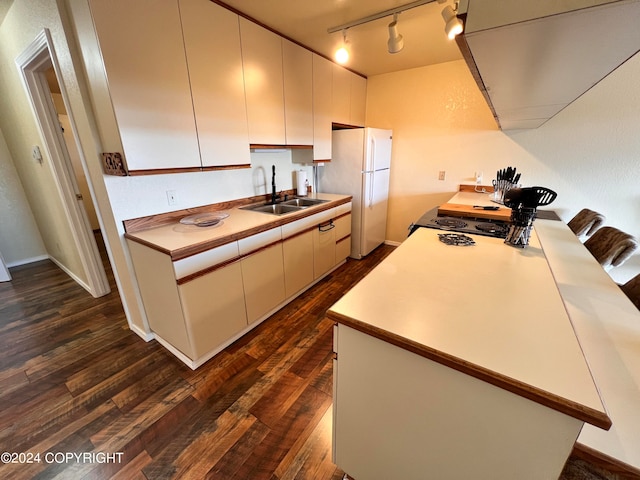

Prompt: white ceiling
xmin=0 ymin=0 xmax=461 ymax=76
xmin=218 ymin=0 xmax=463 ymax=77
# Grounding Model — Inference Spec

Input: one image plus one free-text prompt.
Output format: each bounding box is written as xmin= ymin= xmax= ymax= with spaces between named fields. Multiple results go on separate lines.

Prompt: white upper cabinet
xmin=332 ymin=64 xmax=351 ymax=126
xmin=312 ymin=54 xmax=333 ymax=161
xmin=282 ymin=39 xmax=313 ymax=146
xmin=239 ymin=18 xmax=286 ymax=145
xmin=332 ymin=63 xmax=366 ymax=127
xmin=89 ymin=0 xmax=201 ymax=171
xmin=180 ymin=0 xmax=250 ymax=167
xmin=350 ymin=74 xmax=367 ymax=128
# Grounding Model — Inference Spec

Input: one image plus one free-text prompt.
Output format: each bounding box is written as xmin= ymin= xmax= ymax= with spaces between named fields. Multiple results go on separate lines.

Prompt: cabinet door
xmin=89 ymin=0 xmax=200 ymax=171
xmin=283 ymin=39 xmax=313 ymax=146
xmin=240 ymin=18 xmax=286 ymax=145
xmin=314 ymin=220 xmax=336 ymax=279
xmin=241 ymin=244 xmax=286 ymax=324
xmin=350 ymin=73 xmax=367 ymax=127
xmin=283 ymin=231 xmax=314 ymax=298
xmin=313 ymin=54 xmax=333 ymax=161
xmin=179 ymin=261 xmax=247 ymax=359
xmin=180 ymin=0 xmax=250 ymax=167
xmin=332 ymin=64 xmax=351 ymax=126
xmin=334 ymin=214 xmax=352 ymax=265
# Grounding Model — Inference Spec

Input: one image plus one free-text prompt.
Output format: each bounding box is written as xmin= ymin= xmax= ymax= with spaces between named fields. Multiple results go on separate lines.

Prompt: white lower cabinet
xmin=283 ymin=231 xmax=315 ymax=298
xmin=127 ymin=201 xmax=351 ymax=368
xmin=314 ymin=219 xmax=336 ymax=279
xmin=178 ymin=260 xmax=247 ymax=359
xmin=241 ymin=243 xmax=286 ymax=324
xmin=334 ymin=213 xmax=352 ymax=264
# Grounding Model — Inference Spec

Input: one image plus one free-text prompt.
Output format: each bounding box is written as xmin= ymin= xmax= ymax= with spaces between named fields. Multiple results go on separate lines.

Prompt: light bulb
xmin=335 ymin=30 xmax=350 ymax=64
xmin=335 ymin=46 xmax=349 ymax=64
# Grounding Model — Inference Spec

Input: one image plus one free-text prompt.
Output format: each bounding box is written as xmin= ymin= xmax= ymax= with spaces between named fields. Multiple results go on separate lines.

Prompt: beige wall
xmin=0 ymin=0 xmax=151 ymax=335
xmin=0 ymin=0 xmax=86 ymax=280
xmin=365 ymin=58 xmax=640 ymax=268
xmin=0 ymin=126 xmax=46 ymax=265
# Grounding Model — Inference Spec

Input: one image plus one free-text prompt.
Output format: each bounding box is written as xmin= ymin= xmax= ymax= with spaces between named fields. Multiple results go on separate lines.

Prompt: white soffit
xmin=464 ymin=0 xmax=640 ymax=129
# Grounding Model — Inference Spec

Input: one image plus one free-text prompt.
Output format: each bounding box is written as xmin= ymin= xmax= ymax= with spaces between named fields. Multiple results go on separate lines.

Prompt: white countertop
xmin=328 ymin=190 xmax=611 ymax=429
xmin=125 ymin=193 xmax=350 ymax=257
xmin=535 ymin=219 xmax=640 ymax=470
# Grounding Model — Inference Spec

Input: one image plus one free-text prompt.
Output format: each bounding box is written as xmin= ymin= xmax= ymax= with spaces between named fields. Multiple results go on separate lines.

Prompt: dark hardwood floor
xmin=0 ymin=239 xmax=393 ymax=479
xmin=0 ymin=237 xmax=620 ymax=480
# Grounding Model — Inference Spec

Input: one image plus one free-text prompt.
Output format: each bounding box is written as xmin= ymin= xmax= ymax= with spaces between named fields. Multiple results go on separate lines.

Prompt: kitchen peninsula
xmin=327 ymin=192 xmax=612 ymax=479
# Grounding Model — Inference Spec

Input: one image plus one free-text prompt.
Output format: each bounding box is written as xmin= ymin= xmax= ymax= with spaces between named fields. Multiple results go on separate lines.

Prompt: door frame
xmin=15 ymin=29 xmax=110 ymax=297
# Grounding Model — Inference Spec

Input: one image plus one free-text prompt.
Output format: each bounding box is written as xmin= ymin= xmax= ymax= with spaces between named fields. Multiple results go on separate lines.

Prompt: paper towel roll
xmin=296 ymin=170 xmax=308 ymax=196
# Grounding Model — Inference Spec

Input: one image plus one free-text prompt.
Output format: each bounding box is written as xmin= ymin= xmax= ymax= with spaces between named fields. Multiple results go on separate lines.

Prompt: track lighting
xmin=387 ymin=13 xmax=404 ymax=54
xmin=441 ymin=5 xmax=463 ymax=39
xmin=335 ymin=29 xmax=350 ymax=64
xmin=327 ymin=0 xmax=464 ymax=61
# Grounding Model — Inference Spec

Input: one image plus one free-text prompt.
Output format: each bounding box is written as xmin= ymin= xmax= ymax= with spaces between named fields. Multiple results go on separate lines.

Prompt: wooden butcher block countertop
xmin=437 ymin=202 xmax=512 ymax=221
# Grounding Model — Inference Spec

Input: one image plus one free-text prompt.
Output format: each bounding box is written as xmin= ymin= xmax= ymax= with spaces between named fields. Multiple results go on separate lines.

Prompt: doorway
xmin=15 ymin=29 xmax=109 ymax=298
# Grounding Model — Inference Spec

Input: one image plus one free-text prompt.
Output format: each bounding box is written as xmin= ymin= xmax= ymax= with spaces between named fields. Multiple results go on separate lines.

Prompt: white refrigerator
xmin=319 ymin=127 xmax=392 ymax=259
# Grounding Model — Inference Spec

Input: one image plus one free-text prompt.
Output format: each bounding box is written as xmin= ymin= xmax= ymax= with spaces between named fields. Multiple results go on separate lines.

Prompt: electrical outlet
xmin=475 ymin=171 xmax=483 ymax=184
xmin=438 ymin=171 xmax=446 ymax=181
xmin=166 ymin=190 xmax=177 ymax=206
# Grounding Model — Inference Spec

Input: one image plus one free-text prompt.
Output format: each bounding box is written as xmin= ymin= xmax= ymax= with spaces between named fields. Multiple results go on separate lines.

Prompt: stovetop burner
xmin=409 ymin=207 xmax=509 ymax=239
xmin=434 ymin=217 xmax=468 ymax=229
xmin=475 ymin=222 xmax=509 ymax=235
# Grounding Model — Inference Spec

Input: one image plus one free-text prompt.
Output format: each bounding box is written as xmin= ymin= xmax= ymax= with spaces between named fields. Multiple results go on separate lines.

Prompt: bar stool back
xmin=584 ymin=226 xmax=638 ymax=269
xmin=568 ymin=209 xmax=605 ymax=238
xmin=621 ymin=273 xmax=640 ymax=310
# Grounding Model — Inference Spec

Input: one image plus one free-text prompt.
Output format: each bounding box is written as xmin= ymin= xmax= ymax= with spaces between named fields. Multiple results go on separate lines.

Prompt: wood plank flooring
xmin=0 ymin=237 xmax=620 ymax=480
xmin=0 ymin=240 xmax=392 ymax=479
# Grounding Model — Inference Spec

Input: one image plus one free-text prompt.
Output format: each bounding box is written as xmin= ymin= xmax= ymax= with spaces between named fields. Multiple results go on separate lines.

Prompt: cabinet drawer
xmin=336 ymin=236 xmax=351 ymax=264
xmin=334 ymin=213 xmax=352 ymax=241
xmin=173 ymin=241 xmax=239 ymax=281
xmin=281 ymin=208 xmax=335 ymax=238
xmin=238 ymin=227 xmax=282 ymax=255
xmin=335 ymin=202 xmax=352 ymax=217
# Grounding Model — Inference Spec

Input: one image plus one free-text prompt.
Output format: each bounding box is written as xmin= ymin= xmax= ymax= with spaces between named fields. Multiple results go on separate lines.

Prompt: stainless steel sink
xmin=281 ymin=198 xmax=328 ymax=207
xmin=241 ymin=203 xmax=304 ymax=215
xmin=240 ymin=197 xmax=328 ymax=215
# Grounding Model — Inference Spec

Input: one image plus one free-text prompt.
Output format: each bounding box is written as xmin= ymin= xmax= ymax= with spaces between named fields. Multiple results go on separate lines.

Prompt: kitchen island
xmin=327 ymin=198 xmax=611 ymax=479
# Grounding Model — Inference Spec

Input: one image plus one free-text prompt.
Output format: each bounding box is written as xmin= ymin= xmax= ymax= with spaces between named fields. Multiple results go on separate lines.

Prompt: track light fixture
xmin=387 ymin=13 xmax=404 ymax=54
xmin=441 ymin=4 xmax=463 ymax=39
xmin=335 ymin=29 xmax=350 ymax=64
xmin=327 ymin=0 xmax=464 ymax=61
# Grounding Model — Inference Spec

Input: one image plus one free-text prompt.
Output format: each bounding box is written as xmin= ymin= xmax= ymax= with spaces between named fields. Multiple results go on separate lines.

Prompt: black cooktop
xmin=409 ymin=207 xmax=510 ymax=239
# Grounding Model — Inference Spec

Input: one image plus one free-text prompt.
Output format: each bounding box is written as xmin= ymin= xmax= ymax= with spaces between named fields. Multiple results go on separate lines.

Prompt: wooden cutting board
xmin=438 ymin=203 xmax=512 ymax=222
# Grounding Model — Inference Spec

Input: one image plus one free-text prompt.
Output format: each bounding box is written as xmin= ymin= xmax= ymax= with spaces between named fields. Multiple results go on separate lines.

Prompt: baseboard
xmin=150 ymin=260 xmax=348 ymax=370
xmin=48 ymin=255 xmax=92 ymax=295
xmin=384 ymin=240 xmax=402 ymax=247
xmin=129 ymin=323 xmax=155 ymax=342
xmin=6 ymin=254 xmax=49 ymax=268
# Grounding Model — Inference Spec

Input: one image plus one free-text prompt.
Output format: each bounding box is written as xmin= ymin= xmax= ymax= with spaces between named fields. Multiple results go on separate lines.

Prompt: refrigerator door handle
xmin=368 ymin=138 xmax=376 ymax=208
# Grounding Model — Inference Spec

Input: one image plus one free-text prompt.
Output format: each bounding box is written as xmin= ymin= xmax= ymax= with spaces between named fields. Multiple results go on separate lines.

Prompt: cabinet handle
xmin=318 ymin=220 xmax=335 ymax=232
